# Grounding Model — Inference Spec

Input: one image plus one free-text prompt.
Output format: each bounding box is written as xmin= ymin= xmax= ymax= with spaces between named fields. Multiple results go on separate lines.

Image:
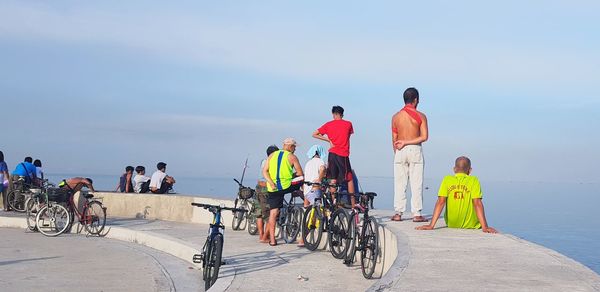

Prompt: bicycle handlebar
xmin=191 ymin=202 xmax=247 ymax=213
xmin=304 ymin=181 xmax=339 ymax=188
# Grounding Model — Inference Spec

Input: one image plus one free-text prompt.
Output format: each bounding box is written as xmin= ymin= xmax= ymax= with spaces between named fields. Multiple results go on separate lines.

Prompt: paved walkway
xmin=2 ymin=210 xmax=600 ymax=292
xmin=0 ymin=227 xmax=202 ymax=292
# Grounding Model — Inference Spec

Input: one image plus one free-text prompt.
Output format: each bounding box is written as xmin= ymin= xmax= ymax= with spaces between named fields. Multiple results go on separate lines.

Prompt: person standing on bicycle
xmin=262 ymin=138 xmax=304 ymax=246
xmin=313 ymin=106 xmax=356 ymax=208
xmin=256 ymin=144 xmax=279 ymax=243
xmin=303 ymin=144 xmax=326 ymax=207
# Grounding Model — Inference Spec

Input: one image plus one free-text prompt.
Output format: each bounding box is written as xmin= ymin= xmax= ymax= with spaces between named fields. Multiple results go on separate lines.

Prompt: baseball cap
xmin=283 ymin=137 xmax=297 ymax=146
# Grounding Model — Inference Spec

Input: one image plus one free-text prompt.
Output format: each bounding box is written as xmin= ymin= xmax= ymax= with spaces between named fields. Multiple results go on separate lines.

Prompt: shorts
xmin=255 ymin=183 xmax=269 ymax=219
xmin=267 ymin=183 xmax=301 ymax=210
xmin=304 ymin=188 xmax=322 ymax=206
xmin=327 ymin=152 xmax=353 ymax=182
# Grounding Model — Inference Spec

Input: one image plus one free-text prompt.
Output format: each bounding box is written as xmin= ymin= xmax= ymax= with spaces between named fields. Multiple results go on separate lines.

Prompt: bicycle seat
xmin=84 ymin=193 xmax=94 ymax=199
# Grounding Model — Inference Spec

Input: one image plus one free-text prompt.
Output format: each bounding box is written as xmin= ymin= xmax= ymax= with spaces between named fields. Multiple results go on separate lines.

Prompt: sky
xmin=0 ymin=1 xmax=599 ymax=183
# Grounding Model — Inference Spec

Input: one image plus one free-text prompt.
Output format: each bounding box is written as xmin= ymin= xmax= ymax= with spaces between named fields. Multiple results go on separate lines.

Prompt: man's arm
xmin=125 ymin=173 xmax=132 ymax=192
xmin=262 ymin=155 xmax=276 ymax=190
xmin=312 ymin=130 xmax=333 ymax=148
xmin=289 ymin=154 xmax=304 ymax=177
xmin=473 ymin=198 xmax=497 ymax=233
xmin=391 ymin=115 xmax=398 ymax=152
xmin=395 ymin=114 xmax=429 ymax=149
xmin=416 ymin=196 xmax=446 ymax=230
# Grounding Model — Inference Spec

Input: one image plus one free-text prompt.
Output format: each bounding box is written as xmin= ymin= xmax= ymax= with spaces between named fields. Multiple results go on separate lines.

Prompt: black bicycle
xmin=7 ymin=176 xmax=33 ymax=212
xmin=192 ymin=202 xmax=247 ymax=290
xmin=344 ymin=192 xmax=379 ymax=278
xmin=276 ymin=190 xmax=304 ymax=244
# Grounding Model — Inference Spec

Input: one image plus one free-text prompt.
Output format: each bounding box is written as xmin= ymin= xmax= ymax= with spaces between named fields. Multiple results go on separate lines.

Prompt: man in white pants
xmin=391 ymin=87 xmax=429 ymax=222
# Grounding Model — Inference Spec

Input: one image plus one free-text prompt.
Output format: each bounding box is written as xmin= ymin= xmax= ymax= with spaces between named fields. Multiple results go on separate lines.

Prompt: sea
xmin=46 ymin=173 xmax=600 ymax=275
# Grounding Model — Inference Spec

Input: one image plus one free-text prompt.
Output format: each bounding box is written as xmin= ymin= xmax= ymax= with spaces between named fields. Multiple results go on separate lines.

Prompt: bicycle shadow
xmin=0 ymin=256 xmax=61 ymax=266
xmin=218 ymin=248 xmax=312 ymax=277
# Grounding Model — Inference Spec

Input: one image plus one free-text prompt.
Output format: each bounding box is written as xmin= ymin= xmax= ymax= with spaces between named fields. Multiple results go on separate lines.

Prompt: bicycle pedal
xmin=192 ymin=254 xmax=204 ymax=263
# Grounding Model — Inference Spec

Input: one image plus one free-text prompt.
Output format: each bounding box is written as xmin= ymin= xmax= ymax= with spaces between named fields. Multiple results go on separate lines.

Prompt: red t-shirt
xmin=318 ymin=119 xmax=354 ymax=157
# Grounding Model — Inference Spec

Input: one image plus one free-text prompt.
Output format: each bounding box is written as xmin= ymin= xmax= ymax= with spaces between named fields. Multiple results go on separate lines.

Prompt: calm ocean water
xmin=47 ymin=173 xmax=600 ymax=274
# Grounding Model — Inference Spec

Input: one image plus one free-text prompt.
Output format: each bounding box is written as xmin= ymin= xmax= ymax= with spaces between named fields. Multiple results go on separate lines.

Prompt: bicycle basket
xmin=46 ymin=188 xmax=70 ymax=203
xmin=238 ymin=187 xmax=255 ymax=199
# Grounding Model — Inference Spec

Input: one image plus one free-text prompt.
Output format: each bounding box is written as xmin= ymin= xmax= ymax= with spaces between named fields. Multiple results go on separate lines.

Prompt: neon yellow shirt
xmin=438 ymin=173 xmax=483 ymax=229
xmin=267 ymin=150 xmax=293 ymax=192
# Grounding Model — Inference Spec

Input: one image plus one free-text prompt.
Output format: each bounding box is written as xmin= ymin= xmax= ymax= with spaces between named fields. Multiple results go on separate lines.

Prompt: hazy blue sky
xmin=1 ymin=1 xmax=598 ymax=183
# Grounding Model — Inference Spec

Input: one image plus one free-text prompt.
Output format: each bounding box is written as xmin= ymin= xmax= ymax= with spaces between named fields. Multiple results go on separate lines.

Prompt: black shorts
xmin=267 ymin=183 xmax=301 ymax=210
xmin=327 ymin=152 xmax=353 ymax=182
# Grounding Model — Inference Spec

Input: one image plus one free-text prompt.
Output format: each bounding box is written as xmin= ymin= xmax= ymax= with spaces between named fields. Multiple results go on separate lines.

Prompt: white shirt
xmin=133 ymin=174 xmax=151 ymax=193
xmin=36 ymin=167 xmax=44 ymax=179
xmin=150 ymin=171 xmax=167 ymax=190
xmin=303 ymin=157 xmax=325 ymax=195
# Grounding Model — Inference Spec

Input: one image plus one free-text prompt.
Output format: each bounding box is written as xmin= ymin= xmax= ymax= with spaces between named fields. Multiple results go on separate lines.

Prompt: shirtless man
xmin=391 ymin=87 xmax=429 ymax=222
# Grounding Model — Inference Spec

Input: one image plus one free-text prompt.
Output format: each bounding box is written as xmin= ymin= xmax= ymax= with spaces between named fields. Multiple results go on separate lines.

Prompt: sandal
xmin=391 ymin=214 xmax=402 ymax=221
xmin=269 ymin=241 xmax=278 ymax=246
xmin=412 ymin=216 xmax=429 ymax=222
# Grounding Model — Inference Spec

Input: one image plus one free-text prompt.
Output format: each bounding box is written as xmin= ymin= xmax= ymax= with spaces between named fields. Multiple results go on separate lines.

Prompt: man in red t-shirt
xmin=312 ymin=105 xmax=356 ymax=207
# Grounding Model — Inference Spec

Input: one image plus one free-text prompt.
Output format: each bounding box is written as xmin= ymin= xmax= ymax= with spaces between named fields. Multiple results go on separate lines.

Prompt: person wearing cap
xmin=313 ymin=105 xmax=357 ymax=207
xmin=150 ymin=162 xmax=176 ymax=194
xmin=262 ymin=138 xmax=304 ymax=246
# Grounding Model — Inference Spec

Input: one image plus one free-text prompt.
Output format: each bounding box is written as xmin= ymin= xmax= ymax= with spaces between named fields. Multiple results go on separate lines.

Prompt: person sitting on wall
xmin=133 ymin=166 xmax=151 ymax=193
xmin=116 ymin=166 xmax=134 ymax=193
xmin=149 ymin=162 xmax=176 ymax=194
xmin=415 ymin=156 xmax=497 ymax=233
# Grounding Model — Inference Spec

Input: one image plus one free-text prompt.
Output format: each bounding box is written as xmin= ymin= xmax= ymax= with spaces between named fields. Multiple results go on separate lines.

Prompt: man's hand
xmin=415 ymin=224 xmax=434 ymax=230
xmin=483 ymin=227 xmax=498 ymax=233
xmin=394 ymin=140 xmax=406 ymax=150
xmin=267 ymin=181 xmax=276 ymax=190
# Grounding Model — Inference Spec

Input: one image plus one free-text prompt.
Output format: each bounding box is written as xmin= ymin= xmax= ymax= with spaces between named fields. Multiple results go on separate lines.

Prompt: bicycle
xmin=276 ymin=190 xmax=304 ymax=244
xmin=65 ymin=190 xmax=107 ymax=236
xmin=7 ymin=176 xmax=33 ymax=212
xmin=25 ymin=179 xmax=54 ymax=231
xmin=35 ymin=187 xmax=71 ymax=237
xmin=191 ymin=202 xmax=247 ymax=290
xmin=231 ymin=178 xmax=256 ymax=233
xmin=301 ymin=180 xmax=347 ymax=256
xmin=344 ymin=192 xmax=379 ymax=279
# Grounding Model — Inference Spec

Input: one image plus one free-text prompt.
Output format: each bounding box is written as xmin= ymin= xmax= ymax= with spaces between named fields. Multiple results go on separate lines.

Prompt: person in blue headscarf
xmin=303 ymin=144 xmax=327 ymax=207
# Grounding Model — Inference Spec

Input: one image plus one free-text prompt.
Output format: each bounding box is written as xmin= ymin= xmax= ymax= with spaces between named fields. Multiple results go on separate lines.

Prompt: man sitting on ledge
xmin=416 ymin=156 xmax=497 ymax=233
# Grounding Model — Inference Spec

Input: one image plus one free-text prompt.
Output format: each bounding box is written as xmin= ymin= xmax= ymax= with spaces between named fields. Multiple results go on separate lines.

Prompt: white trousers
xmin=393 ymin=145 xmax=424 ymax=216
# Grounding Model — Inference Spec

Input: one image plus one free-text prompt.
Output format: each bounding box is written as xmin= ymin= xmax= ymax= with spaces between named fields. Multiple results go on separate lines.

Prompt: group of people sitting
xmin=116 ymin=162 xmax=176 ymax=194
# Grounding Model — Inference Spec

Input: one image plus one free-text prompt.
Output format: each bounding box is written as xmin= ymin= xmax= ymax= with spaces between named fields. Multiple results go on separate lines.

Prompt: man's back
xmin=150 ymin=170 xmax=166 ymax=189
xmin=438 ymin=174 xmax=483 ymax=229
xmin=392 ymin=109 xmax=425 ymax=142
xmin=318 ymin=119 xmax=353 ymax=156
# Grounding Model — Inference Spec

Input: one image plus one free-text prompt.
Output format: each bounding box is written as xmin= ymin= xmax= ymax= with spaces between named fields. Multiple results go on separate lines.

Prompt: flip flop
xmin=412 ymin=216 xmax=428 ymax=222
xmin=391 ymin=214 xmax=402 ymax=221
xmin=269 ymin=242 xmax=278 ymax=246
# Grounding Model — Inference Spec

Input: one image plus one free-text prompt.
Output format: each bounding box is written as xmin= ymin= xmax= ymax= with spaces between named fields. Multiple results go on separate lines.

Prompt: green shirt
xmin=438 ymin=173 xmax=483 ymax=229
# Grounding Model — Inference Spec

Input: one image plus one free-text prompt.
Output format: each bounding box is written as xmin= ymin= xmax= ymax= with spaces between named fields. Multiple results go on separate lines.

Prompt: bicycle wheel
xmin=35 ymin=204 xmax=70 ymax=237
xmin=231 ymin=199 xmax=248 ymax=231
xmin=205 ymin=234 xmax=224 ymax=290
xmin=283 ymin=206 xmax=303 ymax=243
xmin=247 ymin=208 xmax=258 ymax=235
xmin=329 ymin=208 xmax=351 ymax=259
xmin=361 ymin=217 xmax=379 ymax=279
xmin=344 ymin=212 xmax=359 ymax=265
xmin=83 ymin=201 xmax=107 ymax=235
xmin=8 ymin=190 xmax=27 ymax=212
xmin=25 ymin=197 xmax=38 ymax=231
xmin=302 ymin=206 xmax=323 ymax=251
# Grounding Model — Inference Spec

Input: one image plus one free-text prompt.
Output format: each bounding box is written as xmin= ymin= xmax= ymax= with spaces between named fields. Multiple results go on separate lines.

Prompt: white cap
xmin=283 ymin=137 xmax=297 ymax=146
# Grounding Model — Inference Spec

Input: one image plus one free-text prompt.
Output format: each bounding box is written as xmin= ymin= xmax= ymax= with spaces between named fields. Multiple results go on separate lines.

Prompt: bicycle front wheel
xmin=25 ymin=198 xmax=38 ymax=231
xmin=205 ymin=234 xmax=223 ymax=290
xmin=36 ymin=204 xmax=70 ymax=237
xmin=231 ymin=199 xmax=248 ymax=231
xmin=83 ymin=201 xmax=107 ymax=235
xmin=283 ymin=206 xmax=303 ymax=243
xmin=361 ymin=217 xmax=379 ymax=279
xmin=302 ymin=205 xmax=323 ymax=251
xmin=328 ymin=208 xmax=351 ymax=259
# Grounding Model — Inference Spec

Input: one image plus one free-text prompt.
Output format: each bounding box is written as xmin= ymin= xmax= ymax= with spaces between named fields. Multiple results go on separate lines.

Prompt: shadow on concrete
xmin=0 ymin=256 xmax=61 ymax=266
xmin=106 ymin=218 xmax=159 ymax=227
xmin=220 ymin=249 xmax=312 ymax=277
